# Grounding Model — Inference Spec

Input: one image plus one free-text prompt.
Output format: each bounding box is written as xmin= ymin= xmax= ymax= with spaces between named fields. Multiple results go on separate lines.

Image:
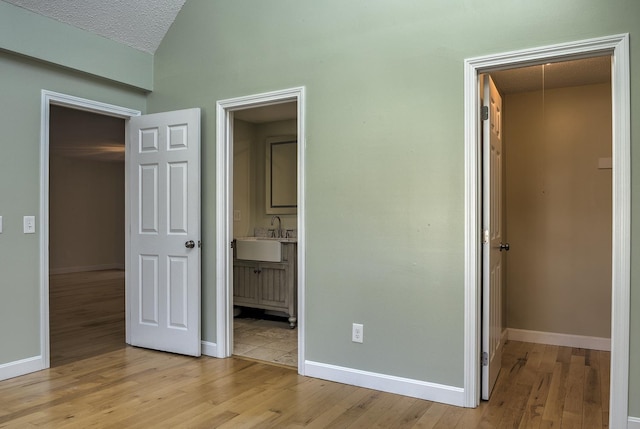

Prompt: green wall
xmin=0 ymin=1 xmax=153 ymax=91
xmin=1 ymin=0 xmax=638 ymax=419
xmin=0 ymin=51 xmax=146 ymax=364
xmin=148 ymin=0 xmax=640 ymax=414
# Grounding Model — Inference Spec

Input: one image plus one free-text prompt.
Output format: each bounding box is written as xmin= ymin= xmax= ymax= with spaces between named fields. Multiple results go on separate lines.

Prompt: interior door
xmin=129 ymin=108 xmax=201 ymax=356
xmin=481 ymin=75 xmax=505 ymax=400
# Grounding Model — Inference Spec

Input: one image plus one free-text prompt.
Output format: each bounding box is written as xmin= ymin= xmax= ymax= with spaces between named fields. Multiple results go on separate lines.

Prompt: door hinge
xmin=483 ymin=230 xmax=489 ymax=244
xmin=482 ymin=352 xmax=488 ymax=366
xmin=198 ymin=240 xmax=202 ymax=248
xmin=481 ymin=105 xmax=489 ymax=120
xmin=230 ymin=240 xmax=235 ymax=249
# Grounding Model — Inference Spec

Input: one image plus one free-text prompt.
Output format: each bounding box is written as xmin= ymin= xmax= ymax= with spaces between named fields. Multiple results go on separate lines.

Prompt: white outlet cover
xmin=352 ymin=323 xmax=364 ymax=343
xmin=23 ymin=216 xmax=36 ymax=234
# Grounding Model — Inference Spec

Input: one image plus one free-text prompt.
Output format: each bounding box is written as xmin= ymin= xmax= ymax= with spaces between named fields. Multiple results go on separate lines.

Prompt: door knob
xmin=499 ymin=242 xmax=510 ymax=252
xmin=185 ymin=240 xmax=196 ymax=249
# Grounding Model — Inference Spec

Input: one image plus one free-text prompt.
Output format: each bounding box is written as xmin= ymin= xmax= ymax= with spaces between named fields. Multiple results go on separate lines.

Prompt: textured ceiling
xmin=491 ymin=56 xmax=611 ymax=94
xmin=3 ymin=0 xmax=186 ymax=53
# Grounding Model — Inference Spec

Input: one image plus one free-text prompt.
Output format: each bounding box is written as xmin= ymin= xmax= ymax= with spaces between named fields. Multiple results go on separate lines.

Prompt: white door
xmin=481 ymin=75 xmax=506 ymax=400
xmin=129 ymin=108 xmax=201 ymax=356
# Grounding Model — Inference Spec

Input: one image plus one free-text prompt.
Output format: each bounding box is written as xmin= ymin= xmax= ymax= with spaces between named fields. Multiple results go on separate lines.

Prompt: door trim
xmin=40 ymin=90 xmax=140 ymax=369
xmin=215 ymin=87 xmax=306 ymax=374
xmin=463 ymin=33 xmax=630 ymax=427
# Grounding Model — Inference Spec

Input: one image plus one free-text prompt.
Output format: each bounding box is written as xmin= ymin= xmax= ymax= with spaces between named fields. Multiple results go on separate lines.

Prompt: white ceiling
xmin=491 ymin=56 xmax=611 ymax=94
xmin=234 ymin=102 xmax=298 ymax=124
xmin=3 ymin=0 xmax=186 ymax=53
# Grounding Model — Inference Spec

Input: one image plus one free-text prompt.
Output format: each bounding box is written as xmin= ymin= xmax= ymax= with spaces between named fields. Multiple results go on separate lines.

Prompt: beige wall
xmin=251 ymin=119 xmax=297 ymax=231
xmin=233 ymin=118 xmax=297 ymax=237
xmin=233 ymin=119 xmax=254 ymax=238
xmin=49 ymin=107 xmax=125 ymax=274
xmin=504 ymin=83 xmax=612 ymax=338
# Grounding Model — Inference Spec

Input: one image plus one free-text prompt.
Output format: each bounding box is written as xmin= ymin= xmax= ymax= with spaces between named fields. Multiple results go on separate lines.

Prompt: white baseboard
xmin=0 ymin=355 xmax=44 ymax=381
xmin=305 ymin=360 xmax=464 ymax=407
xmin=49 ymin=263 xmax=125 ymax=275
xmin=201 ymin=341 xmax=217 ymax=357
xmin=507 ymin=328 xmax=610 ymax=351
xmin=628 ymin=416 xmax=640 ymax=428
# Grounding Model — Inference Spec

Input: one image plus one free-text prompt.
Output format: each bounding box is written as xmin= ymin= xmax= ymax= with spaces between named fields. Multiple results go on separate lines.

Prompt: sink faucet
xmin=270 ymin=215 xmax=282 ymax=238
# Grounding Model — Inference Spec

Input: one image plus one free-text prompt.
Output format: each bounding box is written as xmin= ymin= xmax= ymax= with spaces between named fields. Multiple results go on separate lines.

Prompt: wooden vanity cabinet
xmin=233 ymin=242 xmax=297 ymax=328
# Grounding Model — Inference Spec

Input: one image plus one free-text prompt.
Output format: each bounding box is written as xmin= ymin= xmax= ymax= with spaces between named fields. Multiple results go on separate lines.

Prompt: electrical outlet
xmin=352 ymin=323 xmax=363 ymax=343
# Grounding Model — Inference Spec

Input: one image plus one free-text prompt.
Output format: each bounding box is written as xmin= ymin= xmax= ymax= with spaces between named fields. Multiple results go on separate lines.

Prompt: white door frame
xmin=463 ymin=34 xmax=630 ymax=427
xmin=40 ymin=90 xmax=140 ymax=369
xmin=215 ymin=87 xmax=306 ymax=374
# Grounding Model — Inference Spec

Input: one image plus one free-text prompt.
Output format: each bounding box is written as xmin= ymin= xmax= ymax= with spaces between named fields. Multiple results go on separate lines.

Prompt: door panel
xmin=129 ymin=108 xmax=201 ymax=357
xmin=482 ymin=75 xmax=504 ymax=400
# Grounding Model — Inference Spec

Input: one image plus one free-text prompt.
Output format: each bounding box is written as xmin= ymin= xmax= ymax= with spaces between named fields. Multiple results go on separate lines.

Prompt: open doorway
xmin=215 ymin=87 xmax=306 ymax=373
xmin=463 ymin=34 xmax=630 ymax=428
xmin=230 ymin=102 xmax=299 ymax=367
xmin=479 ymin=56 xmax=612 ymax=424
xmin=40 ymin=91 xmax=141 ymax=370
xmin=48 ymin=105 xmax=126 ymax=366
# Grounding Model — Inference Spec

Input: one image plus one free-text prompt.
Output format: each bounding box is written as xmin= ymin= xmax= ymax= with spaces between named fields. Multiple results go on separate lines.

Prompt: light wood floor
xmin=0 ymin=271 xmax=610 ymax=428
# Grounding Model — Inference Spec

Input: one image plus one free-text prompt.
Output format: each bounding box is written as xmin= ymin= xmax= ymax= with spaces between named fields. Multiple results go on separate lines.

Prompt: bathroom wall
xmin=251 ymin=119 xmax=297 ymax=232
xmin=233 ymin=118 xmax=297 ymax=238
xmin=233 ymin=119 xmax=254 ymax=238
xmin=504 ymin=83 xmax=612 ymax=338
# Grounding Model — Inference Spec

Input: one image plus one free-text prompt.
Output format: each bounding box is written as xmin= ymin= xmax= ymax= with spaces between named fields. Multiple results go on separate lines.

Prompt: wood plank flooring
xmin=49 ymin=270 xmax=126 ymax=366
xmin=0 ymin=271 xmax=610 ymax=428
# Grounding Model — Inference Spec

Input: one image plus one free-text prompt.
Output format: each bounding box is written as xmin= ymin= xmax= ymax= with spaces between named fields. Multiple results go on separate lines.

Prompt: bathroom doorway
xmin=215 ymin=87 xmax=306 ymax=372
xmin=232 ymin=102 xmax=299 ymax=366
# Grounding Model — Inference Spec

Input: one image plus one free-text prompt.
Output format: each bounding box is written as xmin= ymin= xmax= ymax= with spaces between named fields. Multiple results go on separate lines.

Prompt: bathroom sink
xmin=235 ymin=238 xmax=282 ymax=262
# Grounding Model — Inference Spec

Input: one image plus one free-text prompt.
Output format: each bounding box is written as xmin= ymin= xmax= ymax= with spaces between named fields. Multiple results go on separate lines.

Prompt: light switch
xmin=0 ymin=216 xmax=3 ymax=233
xmin=23 ymin=216 xmax=35 ymax=234
xmin=233 ymin=210 xmax=241 ymax=221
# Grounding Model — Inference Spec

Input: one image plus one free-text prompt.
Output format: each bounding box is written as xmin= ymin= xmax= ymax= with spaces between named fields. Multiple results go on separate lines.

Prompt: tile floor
xmin=233 ymin=316 xmax=298 ymax=367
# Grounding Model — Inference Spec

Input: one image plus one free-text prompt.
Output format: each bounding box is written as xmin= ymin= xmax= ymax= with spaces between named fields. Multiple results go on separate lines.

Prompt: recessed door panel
xmin=168 ymin=162 xmax=188 ymax=235
xmin=168 ymin=256 xmax=188 ymax=329
xmin=140 ymin=128 xmax=159 ymax=153
xmin=168 ymin=124 xmax=188 ymax=150
xmin=139 ymin=255 xmax=159 ymax=326
xmin=139 ymin=164 xmax=158 ymax=234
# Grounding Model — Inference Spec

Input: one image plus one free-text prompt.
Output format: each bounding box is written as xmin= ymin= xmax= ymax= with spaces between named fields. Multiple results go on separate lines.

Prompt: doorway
xmin=478 ymin=56 xmax=613 ymax=426
xmin=48 ymin=105 xmax=126 ymax=366
xmin=230 ymin=103 xmax=299 ymax=366
xmin=463 ymin=34 xmax=630 ymax=428
xmin=40 ymin=91 xmax=141 ymax=368
xmin=215 ymin=87 xmax=306 ymax=374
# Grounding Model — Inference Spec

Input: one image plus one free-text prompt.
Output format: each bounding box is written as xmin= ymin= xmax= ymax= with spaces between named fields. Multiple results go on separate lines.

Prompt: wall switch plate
xmin=23 ymin=216 xmax=35 ymax=234
xmin=352 ymin=323 xmax=363 ymax=343
xmin=0 ymin=216 xmax=3 ymax=233
xmin=233 ymin=210 xmax=241 ymax=221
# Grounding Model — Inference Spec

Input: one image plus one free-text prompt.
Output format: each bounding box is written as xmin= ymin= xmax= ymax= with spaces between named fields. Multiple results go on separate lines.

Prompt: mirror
xmin=266 ymin=136 xmax=297 ymax=214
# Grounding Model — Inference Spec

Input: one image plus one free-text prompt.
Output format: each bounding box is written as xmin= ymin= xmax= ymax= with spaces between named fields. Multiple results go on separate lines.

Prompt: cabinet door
xmin=258 ymin=263 xmax=289 ymax=308
xmin=233 ymin=262 xmax=259 ymax=304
